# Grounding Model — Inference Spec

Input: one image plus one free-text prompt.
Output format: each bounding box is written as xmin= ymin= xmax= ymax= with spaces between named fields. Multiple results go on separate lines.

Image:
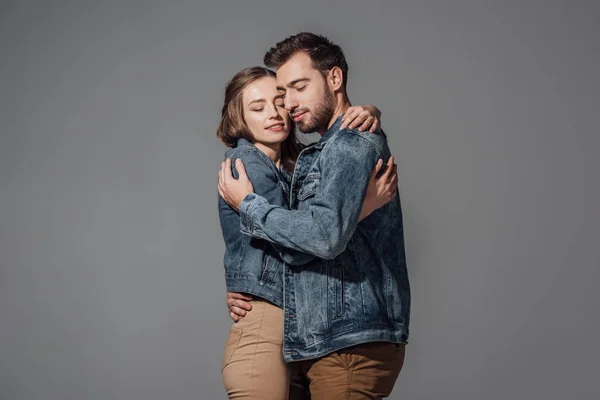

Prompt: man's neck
xmin=318 ymin=95 xmax=351 ymax=135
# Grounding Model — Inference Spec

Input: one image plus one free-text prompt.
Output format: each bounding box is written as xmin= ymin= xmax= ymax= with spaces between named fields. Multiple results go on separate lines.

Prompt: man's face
xmin=276 ymin=52 xmax=336 ymax=133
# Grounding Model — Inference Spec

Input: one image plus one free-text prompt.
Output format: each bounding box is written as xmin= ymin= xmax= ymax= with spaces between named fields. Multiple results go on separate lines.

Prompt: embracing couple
xmin=216 ymin=32 xmax=411 ymax=399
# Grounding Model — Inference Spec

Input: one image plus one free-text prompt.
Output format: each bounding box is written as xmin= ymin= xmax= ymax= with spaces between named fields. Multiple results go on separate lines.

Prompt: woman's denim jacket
xmin=218 ymin=138 xmax=313 ymax=308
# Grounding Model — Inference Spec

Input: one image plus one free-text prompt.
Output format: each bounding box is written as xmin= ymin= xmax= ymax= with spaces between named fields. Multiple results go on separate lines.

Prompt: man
xmin=218 ymin=32 xmax=410 ymax=399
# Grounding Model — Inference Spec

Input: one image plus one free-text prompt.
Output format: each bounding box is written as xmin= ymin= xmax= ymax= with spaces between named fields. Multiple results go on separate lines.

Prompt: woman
xmin=216 ymin=66 xmax=396 ymax=399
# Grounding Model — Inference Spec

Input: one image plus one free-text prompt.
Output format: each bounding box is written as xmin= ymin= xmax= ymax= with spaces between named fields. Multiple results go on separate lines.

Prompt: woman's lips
xmin=266 ymin=123 xmax=285 ymax=131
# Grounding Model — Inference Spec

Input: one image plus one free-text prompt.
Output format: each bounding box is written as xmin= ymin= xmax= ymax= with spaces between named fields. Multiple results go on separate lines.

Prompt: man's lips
xmin=292 ymin=111 xmax=307 ymax=122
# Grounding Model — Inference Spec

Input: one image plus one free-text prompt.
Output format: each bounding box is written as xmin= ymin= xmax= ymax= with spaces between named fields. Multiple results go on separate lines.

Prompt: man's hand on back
xmin=227 ymin=292 xmax=253 ymax=322
xmin=218 ymin=158 xmax=254 ymax=212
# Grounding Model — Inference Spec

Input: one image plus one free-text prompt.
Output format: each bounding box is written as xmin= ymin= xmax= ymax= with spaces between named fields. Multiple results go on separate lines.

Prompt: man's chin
xmin=297 ymin=121 xmax=317 ymax=134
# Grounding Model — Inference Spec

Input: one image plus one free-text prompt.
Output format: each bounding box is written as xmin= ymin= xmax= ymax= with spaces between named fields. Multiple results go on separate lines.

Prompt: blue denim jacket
xmin=239 ymin=116 xmax=411 ymax=362
xmin=219 ymin=138 xmax=314 ymax=308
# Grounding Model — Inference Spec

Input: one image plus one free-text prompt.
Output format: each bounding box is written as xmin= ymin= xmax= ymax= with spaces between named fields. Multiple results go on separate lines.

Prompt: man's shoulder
xmin=327 ymin=127 xmax=389 ymax=155
xmin=343 ymin=127 xmax=387 ymax=144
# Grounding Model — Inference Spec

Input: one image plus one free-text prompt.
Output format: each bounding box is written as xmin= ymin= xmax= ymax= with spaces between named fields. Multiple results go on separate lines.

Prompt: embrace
xmin=216 ymin=32 xmax=411 ymax=400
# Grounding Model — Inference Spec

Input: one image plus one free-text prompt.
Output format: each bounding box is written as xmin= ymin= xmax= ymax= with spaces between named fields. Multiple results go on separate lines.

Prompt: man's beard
xmin=296 ymin=89 xmax=336 ymax=133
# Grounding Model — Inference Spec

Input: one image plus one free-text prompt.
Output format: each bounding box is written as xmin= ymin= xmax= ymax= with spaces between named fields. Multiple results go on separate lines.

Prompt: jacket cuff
xmin=239 ymin=193 xmax=260 ymax=235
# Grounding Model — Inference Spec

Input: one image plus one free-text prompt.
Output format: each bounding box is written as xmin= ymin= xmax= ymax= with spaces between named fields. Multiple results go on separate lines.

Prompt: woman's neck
xmin=254 ymin=142 xmax=282 ymax=168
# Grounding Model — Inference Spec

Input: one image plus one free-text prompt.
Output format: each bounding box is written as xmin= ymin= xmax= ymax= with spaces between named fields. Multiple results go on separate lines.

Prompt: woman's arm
xmin=359 ymin=156 xmax=398 ymax=220
xmin=340 ymin=104 xmax=382 ymax=132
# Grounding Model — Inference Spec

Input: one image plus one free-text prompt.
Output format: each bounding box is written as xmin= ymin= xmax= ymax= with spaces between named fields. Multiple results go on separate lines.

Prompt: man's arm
xmin=226 ymin=150 xmax=317 ymax=266
xmin=238 ymin=134 xmax=386 ymax=259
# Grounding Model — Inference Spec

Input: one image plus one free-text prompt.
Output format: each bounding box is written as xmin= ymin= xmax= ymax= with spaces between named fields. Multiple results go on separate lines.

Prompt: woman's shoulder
xmin=224 ymin=145 xmax=279 ymax=177
xmin=224 ymin=144 xmax=261 ymax=161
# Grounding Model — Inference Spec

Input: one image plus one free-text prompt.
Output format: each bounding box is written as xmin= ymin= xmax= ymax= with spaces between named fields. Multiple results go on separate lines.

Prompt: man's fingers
xmin=224 ymin=158 xmax=234 ymax=182
xmin=217 ymin=177 xmax=225 ymax=199
xmin=228 ymin=292 xmax=253 ymax=301
xmin=219 ymin=161 xmax=228 ymax=190
xmin=229 ymin=306 xmax=247 ymax=317
xmin=235 ymin=158 xmax=248 ymax=180
xmin=227 ymin=297 xmax=251 ymax=310
xmin=229 ymin=312 xmax=240 ymax=322
xmin=227 ymin=299 xmax=252 ymax=311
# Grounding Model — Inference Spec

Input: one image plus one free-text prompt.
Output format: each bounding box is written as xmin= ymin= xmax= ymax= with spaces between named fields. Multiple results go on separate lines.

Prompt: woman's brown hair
xmin=216 ymin=66 xmax=301 ymax=172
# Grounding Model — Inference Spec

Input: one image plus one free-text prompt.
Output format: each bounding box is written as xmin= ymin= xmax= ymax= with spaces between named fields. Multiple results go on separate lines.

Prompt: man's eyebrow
xmin=287 ymin=78 xmax=310 ymax=88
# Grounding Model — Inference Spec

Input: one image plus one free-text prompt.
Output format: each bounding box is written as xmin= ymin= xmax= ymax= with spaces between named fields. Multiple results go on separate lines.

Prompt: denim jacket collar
xmin=313 ymin=114 xmax=345 ymax=149
xmin=234 ymin=137 xmax=253 ymax=148
xmin=233 ymin=137 xmax=290 ymax=181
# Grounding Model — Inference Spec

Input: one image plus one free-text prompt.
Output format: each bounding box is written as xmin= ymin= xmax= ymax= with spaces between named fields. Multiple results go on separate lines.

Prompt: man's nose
xmin=285 ymin=94 xmax=298 ymax=111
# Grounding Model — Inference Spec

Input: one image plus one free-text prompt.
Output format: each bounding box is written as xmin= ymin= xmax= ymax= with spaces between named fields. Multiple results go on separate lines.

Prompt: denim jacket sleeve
xmin=230 ymin=149 xmax=316 ymax=266
xmin=239 ymin=133 xmax=385 ymax=260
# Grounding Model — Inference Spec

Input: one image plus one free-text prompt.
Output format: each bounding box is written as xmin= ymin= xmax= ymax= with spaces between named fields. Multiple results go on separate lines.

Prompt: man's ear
xmin=328 ymin=67 xmax=344 ymax=92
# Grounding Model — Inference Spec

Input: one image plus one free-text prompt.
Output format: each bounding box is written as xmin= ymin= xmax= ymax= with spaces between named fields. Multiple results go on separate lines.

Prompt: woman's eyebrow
xmin=248 ymin=99 xmax=266 ymax=106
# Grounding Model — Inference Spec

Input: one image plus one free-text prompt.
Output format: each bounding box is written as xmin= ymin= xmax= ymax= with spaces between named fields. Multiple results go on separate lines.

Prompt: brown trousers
xmin=222 ymin=300 xmax=405 ymax=399
xmin=289 ymin=342 xmax=405 ymax=400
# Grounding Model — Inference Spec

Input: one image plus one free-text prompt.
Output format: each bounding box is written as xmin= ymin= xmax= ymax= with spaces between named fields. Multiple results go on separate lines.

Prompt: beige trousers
xmin=221 ymin=300 xmax=290 ymax=399
xmin=222 ymin=299 xmax=405 ymax=400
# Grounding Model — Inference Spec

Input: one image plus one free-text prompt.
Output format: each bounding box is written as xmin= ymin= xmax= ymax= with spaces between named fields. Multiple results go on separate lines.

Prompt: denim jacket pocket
xmin=297 ymin=173 xmax=321 ymax=201
xmin=259 ymin=252 xmax=278 ymax=286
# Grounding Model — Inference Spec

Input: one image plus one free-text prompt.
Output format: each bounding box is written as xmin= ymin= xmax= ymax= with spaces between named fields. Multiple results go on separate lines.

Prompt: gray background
xmin=1 ymin=0 xmax=598 ymax=399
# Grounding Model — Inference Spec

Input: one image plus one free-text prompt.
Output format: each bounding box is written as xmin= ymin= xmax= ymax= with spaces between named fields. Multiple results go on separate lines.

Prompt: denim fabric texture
xmin=239 ymin=116 xmax=411 ymax=362
xmin=218 ymin=138 xmax=313 ymax=308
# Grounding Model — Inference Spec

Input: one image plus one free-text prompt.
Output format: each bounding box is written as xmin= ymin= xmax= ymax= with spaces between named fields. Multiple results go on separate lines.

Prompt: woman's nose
xmin=268 ymin=104 xmax=281 ymax=119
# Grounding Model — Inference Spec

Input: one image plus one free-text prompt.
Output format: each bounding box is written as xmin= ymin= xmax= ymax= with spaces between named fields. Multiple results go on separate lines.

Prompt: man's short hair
xmin=264 ymin=32 xmax=349 ymax=91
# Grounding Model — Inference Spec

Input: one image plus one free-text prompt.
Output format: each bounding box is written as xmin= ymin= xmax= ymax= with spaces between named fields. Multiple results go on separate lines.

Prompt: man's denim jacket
xmin=218 ymin=138 xmax=313 ymax=308
xmin=239 ymin=116 xmax=411 ymax=362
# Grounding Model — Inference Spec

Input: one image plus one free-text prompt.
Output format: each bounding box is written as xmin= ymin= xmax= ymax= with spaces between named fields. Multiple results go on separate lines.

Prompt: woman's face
xmin=242 ymin=76 xmax=290 ymax=146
